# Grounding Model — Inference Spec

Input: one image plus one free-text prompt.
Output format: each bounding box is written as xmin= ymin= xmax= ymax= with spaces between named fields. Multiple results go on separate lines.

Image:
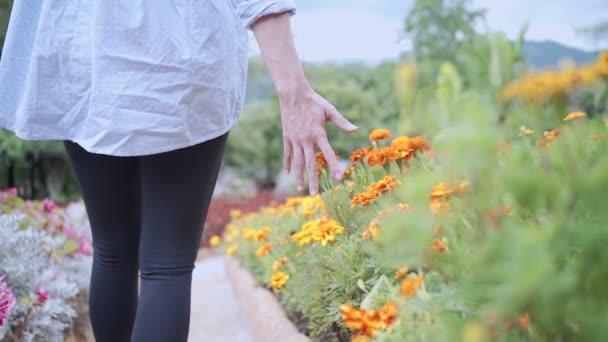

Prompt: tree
xmin=403 ymin=0 xmax=486 ymax=84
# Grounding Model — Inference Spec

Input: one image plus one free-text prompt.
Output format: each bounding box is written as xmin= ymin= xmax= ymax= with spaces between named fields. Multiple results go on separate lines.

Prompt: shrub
xmin=217 ymin=108 xmax=608 ymax=341
xmin=0 ymin=189 xmax=92 ymax=341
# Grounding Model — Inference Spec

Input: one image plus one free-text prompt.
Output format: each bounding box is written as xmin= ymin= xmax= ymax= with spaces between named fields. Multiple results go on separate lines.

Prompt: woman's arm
xmin=251 ymin=13 xmax=358 ymax=195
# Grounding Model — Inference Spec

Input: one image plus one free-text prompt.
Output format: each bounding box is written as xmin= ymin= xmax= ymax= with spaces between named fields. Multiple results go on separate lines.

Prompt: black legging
xmin=64 ymin=133 xmax=228 ymax=342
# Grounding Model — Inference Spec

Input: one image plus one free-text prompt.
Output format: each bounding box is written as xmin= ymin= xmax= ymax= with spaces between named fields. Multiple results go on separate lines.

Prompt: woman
xmin=0 ymin=1 xmax=356 ymax=341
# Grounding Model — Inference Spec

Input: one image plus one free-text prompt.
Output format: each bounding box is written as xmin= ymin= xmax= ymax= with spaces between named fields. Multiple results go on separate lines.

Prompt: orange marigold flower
xmin=350 ymin=147 xmax=372 ymax=163
xmin=408 ymin=136 xmax=431 ymax=153
xmin=432 ymin=238 xmax=448 ymax=253
xmin=272 ymin=257 xmax=289 ymax=272
xmin=518 ymin=314 xmax=530 ymax=330
xmin=378 ymin=302 xmax=399 ymax=326
xmin=366 ymin=147 xmax=401 ymax=166
xmin=362 ymin=218 xmax=380 ymax=240
xmin=351 ymin=336 xmax=370 ymax=342
xmin=430 ymin=182 xmax=453 ymax=200
xmin=400 ymin=274 xmax=424 ymax=297
xmin=340 ymin=303 xmax=398 ymax=337
xmin=430 ymin=199 xmax=451 ymax=215
xmin=316 ymin=151 xmax=339 ymax=175
xmin=351 ymin=190 xmax=380 ymax=208
xmin=394 ymin=266 xmax=409 ymax=280
xmin=255 ymin=242 xmax=273 ymax=257
xmin=395 ymin=203 xmax=411 ymax=212
xmin=340 ymin=304 xmax=368 ymax=335
xmin=563 ymin=111 xmax=586 ymax=121
xmin=342 ymin=165 xmax=357 ymax=178
xmin=254 ymin=226 xmax=271 ymax=242
xmin=367 ymin=176 xmax=400 ymax=194
xmin=536 ymin=128 xmax=560 ymax=148
xmin=270 ymin=271 xmax=290 ymax=290
xmin=369 ymin=128 xmax=392 ymax=141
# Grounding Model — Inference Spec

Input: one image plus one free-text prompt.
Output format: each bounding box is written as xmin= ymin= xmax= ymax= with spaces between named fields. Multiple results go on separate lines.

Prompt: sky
xmin=248 ymin=0 xmax=608 ymax=64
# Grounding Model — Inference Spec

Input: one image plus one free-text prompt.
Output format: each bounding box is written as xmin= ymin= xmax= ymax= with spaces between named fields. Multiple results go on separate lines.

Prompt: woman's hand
xmin=278 ymin=85 xmax=357 ymax=195
xmin=252 ymin=12 xmax=357 ymax=195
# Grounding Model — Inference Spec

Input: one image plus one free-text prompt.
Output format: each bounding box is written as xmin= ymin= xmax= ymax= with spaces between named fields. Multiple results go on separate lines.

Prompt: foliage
xmin=0 ymin=189 xmax=92 ymax=341
xmin=403 ymin=0 xmax=486 ymax=85
xmin=225 ymin=59 xmax=400 ymax=185
xmin=217 ymin=45 xmax=608 ymax=341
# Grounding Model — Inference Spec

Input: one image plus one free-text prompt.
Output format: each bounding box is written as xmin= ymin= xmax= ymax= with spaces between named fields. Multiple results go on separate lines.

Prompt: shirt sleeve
xmin=236 ymin=0 xmax=296 ymax=29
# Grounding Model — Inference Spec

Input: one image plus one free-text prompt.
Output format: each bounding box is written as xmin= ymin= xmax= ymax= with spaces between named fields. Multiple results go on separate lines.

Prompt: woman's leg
xmin=63 ymin=141 xmax=142 ymax=342
xmin=131 ymin=133 xmax=228 ymax=342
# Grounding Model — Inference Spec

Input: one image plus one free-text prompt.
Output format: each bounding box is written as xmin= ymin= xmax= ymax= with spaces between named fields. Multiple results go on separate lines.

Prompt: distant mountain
xmin=522 ymin=40 xmax=601 ymax=69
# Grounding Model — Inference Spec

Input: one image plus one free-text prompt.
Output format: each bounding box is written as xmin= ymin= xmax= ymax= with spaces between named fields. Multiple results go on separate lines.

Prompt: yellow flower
xmin=292 ymin=220 xmax=317 ymax=246
xmin=462 ymin=322 xmax=486 ymax=342
xmin=209 ymin=235 xmax=221 ymax=247
xmin=226 ymin=244 xmax=237 ymax=255
xmin=351 ymin=336 xmax=370 ymax=342
xmin=312 ymin=219 xmax=345 ymax=246
xmin=272 ymin=257 xmax=289 ymax=272
xmin=394 ymin=266 xmax=408 ymax=280
xmin=563 ymin=111 xmax=586 ymax=121
xmin=270 ymin=271 xmax=290 ymax=290
xmin=400 ymin=274 xmax=423 ymax=297
xmin=255 ymin=243 xmax=273 ymax=257
xmin=518 ymin=126 xmax=534 ymax=137
xmin=369 ymin=128 xmax=392 ymax=141
xmin=242 ymin=228 xmax=257 ymax=240
xmin=346 ymin=181 xmax=356 ymax=190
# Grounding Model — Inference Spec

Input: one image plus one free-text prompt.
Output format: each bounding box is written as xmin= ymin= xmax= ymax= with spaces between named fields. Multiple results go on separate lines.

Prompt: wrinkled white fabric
xmin=0 ymin=0 xmax=295 ymax=156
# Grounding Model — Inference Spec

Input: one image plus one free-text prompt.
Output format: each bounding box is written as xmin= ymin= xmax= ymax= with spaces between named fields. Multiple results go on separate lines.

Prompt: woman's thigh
xmin=138 ymin=133 xmax=228 ymax=278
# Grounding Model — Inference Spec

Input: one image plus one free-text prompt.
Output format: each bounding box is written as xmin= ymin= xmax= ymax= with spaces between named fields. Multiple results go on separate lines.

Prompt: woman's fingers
xmin=283 ymin=138 xmax=292 ymax=173
xmin=302 ymin=142 xmax=319 ymax=196
xmin=326 ymin=105 xmax=358 ymax=132
xmin=292 ymin=143 xmax=305 ymax=192
xmin=317 ymin=135 xmax=342 ymax=180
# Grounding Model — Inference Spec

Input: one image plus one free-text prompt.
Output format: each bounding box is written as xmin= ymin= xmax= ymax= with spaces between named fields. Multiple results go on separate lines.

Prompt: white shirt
xmin=0 ymin=0 xmax=295 ymax=156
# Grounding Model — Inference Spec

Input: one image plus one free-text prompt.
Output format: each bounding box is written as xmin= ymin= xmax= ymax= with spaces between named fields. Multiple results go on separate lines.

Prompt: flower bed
xmin=0 ymin=189 xmax=92 ymax=341
xmin=217 ymin=111 xmax=608 ymax=341
xmin=203 ymin=190 xmax=285 ymax=247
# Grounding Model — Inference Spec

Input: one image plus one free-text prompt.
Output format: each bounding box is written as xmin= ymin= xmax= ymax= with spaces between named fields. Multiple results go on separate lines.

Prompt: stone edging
xmin=223 ymin=257 xmax=310 ymax=342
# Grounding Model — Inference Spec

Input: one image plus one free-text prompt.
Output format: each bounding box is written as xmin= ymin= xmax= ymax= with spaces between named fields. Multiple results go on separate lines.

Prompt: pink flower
xmin=6 ymin=188 xmax=17 ymax=197
xmin=61 ymin=224 xmax=78 ymax=240
xmin=24 ymin=201 xmax=34 ymax=210
xmin=36 ymin=285 xmax=49 ymax=305
xmin=78 ymin=237 xmax=93 ymax=256
xmin=0 ymin=276 xmax=17 ymax=326
xmin=41 ymin=199 xmax=56 ymax=213
xmin=47 ymin=212 xmax=60 ymax=226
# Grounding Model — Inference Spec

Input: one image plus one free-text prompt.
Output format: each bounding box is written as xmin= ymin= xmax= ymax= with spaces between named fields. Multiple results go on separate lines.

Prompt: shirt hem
xmin=1 ymin=117 xmax=238 ymax=157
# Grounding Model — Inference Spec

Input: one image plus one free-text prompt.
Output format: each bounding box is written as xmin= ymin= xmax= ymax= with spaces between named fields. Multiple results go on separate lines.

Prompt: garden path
xmin=189 ymin=254 xmax=254 ymax=342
